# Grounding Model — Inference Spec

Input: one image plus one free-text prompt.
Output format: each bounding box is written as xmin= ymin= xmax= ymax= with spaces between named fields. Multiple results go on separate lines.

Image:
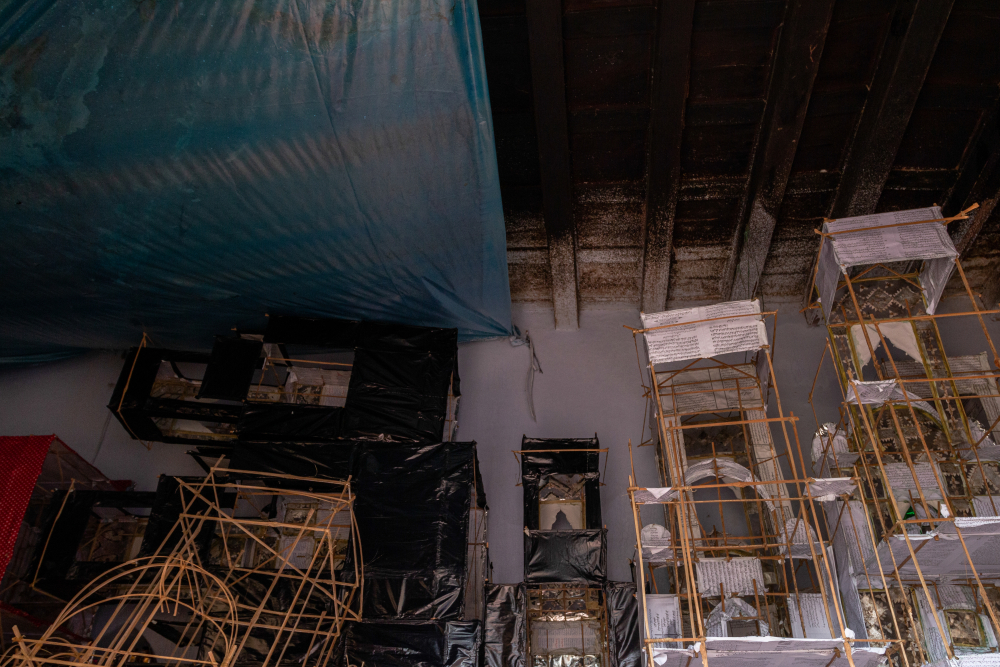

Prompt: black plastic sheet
xmin=336 ymin=620 xmax=480 ymax=667
xmin=522 ymin=471 xmax=602 ymax=531
xmin=232 ymin=440 xmax=484 ymax=620
xmin=519 ymin=437 xmax=601 ymax=476
xmin=340 ymin=326 xmax=459 ymax=443
xmin=198 ymin=337 xmax=263 ymax=400
xmin=354 ymin=443 xmax=477 ymax=619
xmin=523 ymin=529 xmax=607 ymax=584
xmin=230 ymin=441 xmax=355 ymax=480
xmin=520 ymin=436 xmax=602 ymax=530
xmin=139 ymin=476 xmax=225 ymax=558
xmin=110 ymin=318 xmax=461 ymax=445
xmin=264 ymin=317 xmax=361 ymax=349
xmin=30 ymin=490 xmax=157 ymax=597
xmin=605 ymin=582 xmax=641 ymax=667
xmin=238 ymin=405 xmax=345 ymax=441
xmin=484 ymin=584 xmax=526 ymax=667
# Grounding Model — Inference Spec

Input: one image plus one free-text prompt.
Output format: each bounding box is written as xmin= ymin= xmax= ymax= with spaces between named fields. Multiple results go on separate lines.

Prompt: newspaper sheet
xmin=972 ymin=496 xmax=1000 ymax=517
xmin=809 ymin=477 xmax=856 ymax=500
xmin=825 ymin=207 xmax=954 ymax=266
xmin=934 ymin=584 xmax=975 ymax=610
xmin=956 ymin=655 xmax=1000 ymax=667
xmin=695 ymin=557 xmax=765 ymax=597
xmin=530 ymin=620 xmax=601 ymax=651
xmin=789 ymin=593 xmax=834 ymax=639
xmin=642 ymin=523 xmax=674 ymax=561
xmin=647 ymin=594 xmax=683 ymax=640
xmin=840 ymin=500 xmax=876 ymax=574
xmin=816 ymin=206 xmax=957 ymax=318
xmin=651 ymin=647 xmax=695 ymax=667
xmin=634 ymin=488 xmax=678 ymax=504
xmin=704 ymin=636 xmax=844 ymax=652
xmin=882 ymin=462 xmax=944 ymax=500
xmin=846 ymin=380 xmax=936 ymax=415
xmin=658 ymin=364 xmax=763 ymax=415
xmin=643 ymin=300 xmax=767 ymax=365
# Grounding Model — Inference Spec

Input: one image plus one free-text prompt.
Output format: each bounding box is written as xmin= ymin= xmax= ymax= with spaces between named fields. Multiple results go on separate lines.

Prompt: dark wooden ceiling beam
xmin=527 ymin=0 xmax=578 ymax=329
xmin=950 ymin=105 xmax=1000 ymax=309
xmin=943 ymin=104 xmax=1000 ymax=256
xmin=982 ymin=262 xmax=1000 ymax=309
xmin=639 ymin=0 xmax=696 ymax=313
xmin=722 ymin=0 xmax=837 ymax=301
xmin=828 ymin=0 xmax=955 ymax=218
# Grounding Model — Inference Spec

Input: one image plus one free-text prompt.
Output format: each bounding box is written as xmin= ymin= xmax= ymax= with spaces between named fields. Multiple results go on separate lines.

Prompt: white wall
xmin=0 ymin=351 xmax=206 ymax=489
xmin=456 ymin=305 xmax=654 ymax=583
xmin=2 ymin=297 xmax=998 ymax=585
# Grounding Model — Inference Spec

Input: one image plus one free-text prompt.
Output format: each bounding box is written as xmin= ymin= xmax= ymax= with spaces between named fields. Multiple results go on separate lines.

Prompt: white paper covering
xmin=695 ymin=557 xmax=765 ymax=597
xmin=816 ymin=206 xmax=957 ymax=320
xmin=642 ymin=300 xmax=768 ymax=365
xmin=846 ymin=379 xmax=936 ymax=416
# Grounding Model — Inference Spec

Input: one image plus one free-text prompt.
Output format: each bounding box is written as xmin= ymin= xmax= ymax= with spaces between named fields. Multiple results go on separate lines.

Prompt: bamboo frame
xmin=807 ymin=210 xmax=1000 ymax=667
xmin=2 ymin=467 xmax=362 ymax=667
xmin=627 ymin=310 xmax=870 ymax=667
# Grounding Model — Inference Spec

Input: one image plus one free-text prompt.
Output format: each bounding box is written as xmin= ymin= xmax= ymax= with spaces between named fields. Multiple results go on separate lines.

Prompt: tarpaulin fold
xmin=523 ymin=529 xmax=608 ymax=584
xmin=484 ymin=584 xmax=526 ymax=667
xmin=605 ymin=582 xmax=641 ymax=667
xmin=0 ymin=0 xmax=511 ymax=363
xmin=335 ymin=620 xmax=481 ymax=667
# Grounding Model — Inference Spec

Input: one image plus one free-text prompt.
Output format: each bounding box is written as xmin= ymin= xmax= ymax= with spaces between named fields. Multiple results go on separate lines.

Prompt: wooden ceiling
xmin=479 ymin=0 xmax=1000 ymax=327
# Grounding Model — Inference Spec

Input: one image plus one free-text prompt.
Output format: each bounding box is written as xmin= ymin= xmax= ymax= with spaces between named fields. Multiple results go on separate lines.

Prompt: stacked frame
xmin=627 ymin=303 xmax=890 ymax=667
xmin=806 ymin=206 xmax=1000 ymax=667
xmin=1 ymin=467 xmax=362 ymax=667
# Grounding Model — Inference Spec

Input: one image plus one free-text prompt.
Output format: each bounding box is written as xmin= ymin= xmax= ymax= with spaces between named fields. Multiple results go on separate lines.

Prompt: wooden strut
xmin=813 ymin=203 xmax=978 ymax=237
xmin=626 ymin=310 xmax=778 ymax=335
xmin=5 ymin=467 xmax=363 ymax=667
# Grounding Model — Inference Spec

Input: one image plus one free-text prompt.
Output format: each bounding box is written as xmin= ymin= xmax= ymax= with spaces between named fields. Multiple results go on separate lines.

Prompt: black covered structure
xmin=520 ymin=436 xmax=605 ymax=584
xmin=28 ymin=490 xmax=157 ymax=599
xmin=108 ymin=316 xmax=460 ymax=446
xmin=479 ymin=435 xmax=638 ymax=667
xmin=106 ymin=317 xmax=484 ymax=667
xmin=232 ymin=439 xmax=487 ymax=621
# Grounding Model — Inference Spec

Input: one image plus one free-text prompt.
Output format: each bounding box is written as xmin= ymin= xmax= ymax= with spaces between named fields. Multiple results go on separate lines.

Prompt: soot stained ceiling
xmin=479 ymin=0 xmax=1000 ymax=327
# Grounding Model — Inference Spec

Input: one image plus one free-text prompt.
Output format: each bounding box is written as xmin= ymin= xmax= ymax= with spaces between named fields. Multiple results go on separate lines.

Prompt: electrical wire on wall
xmin=509 ymin=326 xmax=543 ymax=421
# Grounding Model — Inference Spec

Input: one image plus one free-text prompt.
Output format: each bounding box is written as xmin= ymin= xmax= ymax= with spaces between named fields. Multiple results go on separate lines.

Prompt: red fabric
xmin=0 ymin=435 xmax=54 ymax=581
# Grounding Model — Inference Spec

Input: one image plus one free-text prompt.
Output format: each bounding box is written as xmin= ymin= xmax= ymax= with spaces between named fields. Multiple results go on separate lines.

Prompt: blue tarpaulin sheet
xmin=0 ymin=0 xmax=511 ymax=364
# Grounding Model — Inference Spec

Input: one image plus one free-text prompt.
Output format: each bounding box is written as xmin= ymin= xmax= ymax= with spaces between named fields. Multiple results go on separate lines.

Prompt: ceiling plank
xmin=828 ymin=0 xmax=955 ymax=218
xmin=801 ymin=0 xmax=954 ymax=318
xmin=527 ymin=0 xmax=578 ymax=329
xmin=640 ymin=0 xmax=696 ymax=313
xmin=722 ymin=0 xmax=837 ymax=301
xmin=943 ymin=104 xmax=1000 ymax=257
xmin=982 ymin=263 xmax=1000 ymax=309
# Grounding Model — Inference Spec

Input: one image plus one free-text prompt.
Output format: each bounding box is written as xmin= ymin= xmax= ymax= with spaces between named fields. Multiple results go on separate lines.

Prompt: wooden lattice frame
xmin=3 ymin=468 xmax=362 ymax=667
